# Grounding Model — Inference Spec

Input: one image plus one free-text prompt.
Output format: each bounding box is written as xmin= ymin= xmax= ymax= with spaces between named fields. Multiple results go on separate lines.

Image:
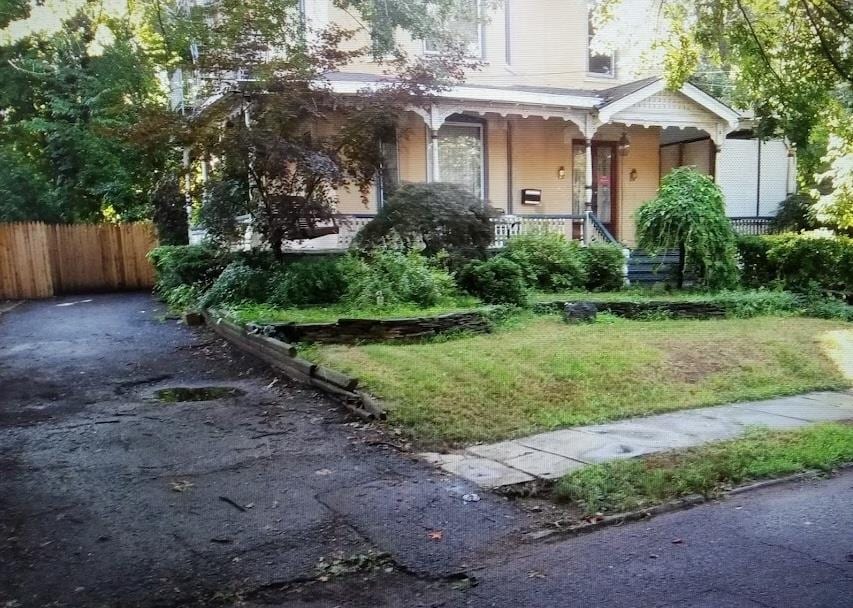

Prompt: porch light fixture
xmin=557 ymin=166 xmax=566 ymax=180
xmin=629 ymin=168 xmax=638 ymax=182
xmin=618 ymin=131 xmax=631 ymax=156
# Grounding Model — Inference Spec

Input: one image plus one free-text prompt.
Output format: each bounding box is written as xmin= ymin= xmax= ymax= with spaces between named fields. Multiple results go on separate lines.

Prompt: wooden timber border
xmin=202 ymin=309 xmax=384 ymax=420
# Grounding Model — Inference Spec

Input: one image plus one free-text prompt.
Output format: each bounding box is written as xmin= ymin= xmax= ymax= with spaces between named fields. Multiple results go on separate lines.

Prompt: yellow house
xmin=299 ymin=0 xmax=745 ymax=248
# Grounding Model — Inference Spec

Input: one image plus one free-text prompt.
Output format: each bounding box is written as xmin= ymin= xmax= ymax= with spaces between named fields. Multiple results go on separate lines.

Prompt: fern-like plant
xmin=636 ymin=167 xmax=738 ymax=289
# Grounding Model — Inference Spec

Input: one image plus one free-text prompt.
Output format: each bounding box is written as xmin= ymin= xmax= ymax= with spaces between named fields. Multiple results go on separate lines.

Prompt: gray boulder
xmin=563 ymin=302 xmax=597 ymax=324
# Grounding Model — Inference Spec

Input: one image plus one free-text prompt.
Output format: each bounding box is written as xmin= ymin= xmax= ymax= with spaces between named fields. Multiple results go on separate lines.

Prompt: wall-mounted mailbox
xmin=521 ymin=189 xmax=542 ymax=205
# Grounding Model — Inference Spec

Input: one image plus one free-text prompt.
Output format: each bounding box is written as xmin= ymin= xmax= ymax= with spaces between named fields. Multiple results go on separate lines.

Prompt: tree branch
xmin=800 ymin=0 xmax=853 ymax=85
xmin=734 ymin=0 xmax=786 ymax=91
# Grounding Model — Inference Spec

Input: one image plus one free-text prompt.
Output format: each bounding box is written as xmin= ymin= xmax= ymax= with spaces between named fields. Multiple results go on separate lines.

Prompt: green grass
xmin=225 ymin=296 xmax=483 ymax=324
xmin=554 ymin=424 xmax=853 ymax=516
xmin=309 ymin=316 xmax=850 ymax=445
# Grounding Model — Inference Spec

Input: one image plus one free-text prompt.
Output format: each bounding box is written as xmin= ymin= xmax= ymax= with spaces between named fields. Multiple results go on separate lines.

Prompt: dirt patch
xmin=662 ymin=340 xmax=754 ymax=382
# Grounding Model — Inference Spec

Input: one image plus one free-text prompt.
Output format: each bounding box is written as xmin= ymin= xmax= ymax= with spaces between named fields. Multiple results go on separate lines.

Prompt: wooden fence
xmin=0 ymin=222 xmax=158 ymax=299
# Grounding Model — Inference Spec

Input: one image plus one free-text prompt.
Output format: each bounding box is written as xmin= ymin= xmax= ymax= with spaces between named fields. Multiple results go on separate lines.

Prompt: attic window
xmin=587 ymin=14 xmax=614 ymax=77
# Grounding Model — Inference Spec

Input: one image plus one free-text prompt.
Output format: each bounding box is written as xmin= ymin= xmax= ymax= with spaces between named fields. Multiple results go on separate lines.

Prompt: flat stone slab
xmin=516 ymin=429 xmax=610 ymax=463
xmin=465 ymin=440 xmax=536 ymax=462
xmin=502 ymin=449 xmax=585 ymax=479
xmin=420 ymin=453 xmax=534 ymax=488
xmin=684 ymin=404 xmax=811 ymax=432
xmin=738 ymin=395 xmax=853 ymax=422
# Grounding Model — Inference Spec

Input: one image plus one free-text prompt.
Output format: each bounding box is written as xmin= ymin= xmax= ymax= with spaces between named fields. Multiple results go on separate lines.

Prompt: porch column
xmin=429 ymin=104 xmax=444 ymax=182
xmin=583 ymin=137 xmax=593 ymax=246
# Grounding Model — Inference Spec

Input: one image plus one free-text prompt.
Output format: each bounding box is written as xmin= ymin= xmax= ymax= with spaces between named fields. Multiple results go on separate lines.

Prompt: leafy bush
xmin=769 ymin=194 xmax=818 ymax=233
xmin=738 ymin=232 xmax=853 ymax=294
xmin=503 ymin=233 xmax=585 ymax=292
xmin=148 ymin=244 xmax=230 ymax=294
xmin=340 ymin=249 xmax=457 ymax=309
xmin=458 ymin=256 xmax=529 ymax=307
xmin=354 ymin=183 xmax=497 ymax=258
xmin=714 ymin=290 xmax=801 ymax=318
xmin=583 ymin=245 xmax=626 ymax=291
xmin=162 ymin=284 xmax=202 ymax=312
xmin=268 ymin=258 xmax=347 ymax=307
xmin=199 ymin=262 xmax=271 ymax=308
xmin=637 ymin=167 xmax=739 ymax=289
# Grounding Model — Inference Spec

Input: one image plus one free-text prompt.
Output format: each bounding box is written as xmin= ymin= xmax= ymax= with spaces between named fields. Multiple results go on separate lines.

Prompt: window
xmin=437 ymin=123 xmax=484 ymax=198
xmin=587 ymin=14 xmax=614 ymax=76
xmin=425 ymin=0 xmax=483 ymax=58
xmin=377 ymin=134 xmax=399 ymax=206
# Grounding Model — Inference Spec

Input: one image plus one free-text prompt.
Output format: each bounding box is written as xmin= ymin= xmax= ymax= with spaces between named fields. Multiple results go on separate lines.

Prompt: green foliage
xmin=0 ymin=9 xmax=169 ymax=222
xmin=354 ymin=183 xmax=496 ymax=258
xmin=340 ymin=249 xmax=458 ymax=309
xmin=554 ymin=424 xmax=853 ymax=515
xmin=458 ymin=256 xmax=529 ymax=307
xmin=148 ymin=244 xmax=230 ymax=294
xmin=502 ymin=233 xmax=586 ymax=292
xmin=582 ymin=245 xmax=625 ymax=291
xmin=0 ymin=144 xmax=62 ymax=222
xmin=738 ymin=233 xmax=853 ymax=294
xmin=636 ymin=168 xmax=738 ymax=289
xmin=713 ymin=290 xmax=801 ymax=318
xmin=268 ymin=258 xmax=348 ymax=307
xmin=769 ymin=194 xmax=819 ymax=233
xmin=199 ymin=262 xmax=271 ymax=308
xmin=150 ymin=174 xmax=189 ymax=246
xmin=162 ymin=283 xmax=202 ymax=312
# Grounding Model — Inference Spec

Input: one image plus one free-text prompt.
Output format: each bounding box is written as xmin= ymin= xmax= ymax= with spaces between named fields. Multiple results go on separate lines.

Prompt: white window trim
xmin=423 ymin=0 xmax=485 ymax=59
xmin=432 ymin=120 xmax=486 ymax=200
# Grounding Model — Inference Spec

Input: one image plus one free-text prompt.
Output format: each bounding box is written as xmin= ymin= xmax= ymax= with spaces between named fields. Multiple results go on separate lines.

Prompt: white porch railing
xmin=490 ymin=215 xmax=582 ymax=248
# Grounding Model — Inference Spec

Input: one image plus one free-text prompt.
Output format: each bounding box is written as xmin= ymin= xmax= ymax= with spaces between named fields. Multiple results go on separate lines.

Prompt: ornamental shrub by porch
xmin=354 ymin=183 xmax=497 ymax=259
xmin=636 ymin=167 xmax=739 ymax=290
xmin=502 ymin=232 xmax=586 ymax=292
xmin=582 ymin=245 xmax=626 ymax=291
xmin=458 ymin=256 xmax=529 ymax=307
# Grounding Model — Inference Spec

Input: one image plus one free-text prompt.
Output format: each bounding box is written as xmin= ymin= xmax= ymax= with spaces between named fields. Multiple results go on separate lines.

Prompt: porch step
xmin=627 ymin=249 xmax=680 ymax=284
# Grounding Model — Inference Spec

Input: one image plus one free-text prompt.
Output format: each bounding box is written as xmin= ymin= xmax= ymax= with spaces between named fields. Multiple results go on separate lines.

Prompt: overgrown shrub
xmin=458 ymin=256 xmax=529 ymax=306
xmin=714 ymin=290 xmax=801 ymax=318
xmin=583 ymin=245 xmax=626 ymax=291
xmin=503 ymin=233 xmax=585 ymax=292
xmin=637 ymin=168 xmax=739 ymax=289
xmin=769 ymin=193 xmax=818 ymax=233
xmin=340 ymin=249 xmax=457 ymax=309
xmin=199 ymin=262 xmax=271 ymax=308
xmin=738 ymin=232 xmax=853 ymax=294
xmin=150 ymin=174 xmax=189 ymax=246
xmin=268 ymin=258 xmax=347 ymax=307
xmin=354 ymin=183 xmax=497 ymax=258
xmin=148 ymin=244 xmax=230 ymax=294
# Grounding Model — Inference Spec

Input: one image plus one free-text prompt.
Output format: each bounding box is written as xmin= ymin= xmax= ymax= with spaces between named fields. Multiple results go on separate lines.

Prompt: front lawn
xmin=554 ymin=423 xmax=853 ymax=516
xmin=308 ymin=316 xmax=851 ymax=445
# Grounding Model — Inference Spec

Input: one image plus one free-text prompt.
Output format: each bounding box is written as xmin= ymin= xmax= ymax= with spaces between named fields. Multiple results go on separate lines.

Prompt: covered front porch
xmin=305 ymin=77 xmax=742 ymax=250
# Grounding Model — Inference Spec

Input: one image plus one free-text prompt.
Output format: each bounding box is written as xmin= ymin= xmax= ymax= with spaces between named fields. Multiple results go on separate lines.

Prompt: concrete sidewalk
xmin=421 ymin=390 xmax=853 ymax=488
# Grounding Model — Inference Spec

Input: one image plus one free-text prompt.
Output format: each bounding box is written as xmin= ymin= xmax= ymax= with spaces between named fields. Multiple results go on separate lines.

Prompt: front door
xmin=572 ymin=141 xmax=618 ymax=237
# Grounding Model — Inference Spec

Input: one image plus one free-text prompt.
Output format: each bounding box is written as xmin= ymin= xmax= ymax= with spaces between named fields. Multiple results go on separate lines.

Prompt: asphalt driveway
xmin=1 ymin=293 xmax=851 ymax=608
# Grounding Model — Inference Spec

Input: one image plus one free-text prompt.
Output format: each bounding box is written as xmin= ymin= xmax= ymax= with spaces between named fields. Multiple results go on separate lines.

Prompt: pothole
xmin=154 ymin=386 xmax=246 ymax=403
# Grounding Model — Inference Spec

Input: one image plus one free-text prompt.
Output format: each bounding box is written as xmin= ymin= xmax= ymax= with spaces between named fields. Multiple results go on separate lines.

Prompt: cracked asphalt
xmin=1 ymin=293 xmax=851 ymax=607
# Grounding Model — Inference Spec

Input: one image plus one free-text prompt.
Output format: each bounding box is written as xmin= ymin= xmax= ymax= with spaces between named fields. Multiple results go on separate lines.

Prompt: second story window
xmin=587 ymin=14 xmax=614 ymax=77
xmin=425 ymin=0 xmax=483 ymax=58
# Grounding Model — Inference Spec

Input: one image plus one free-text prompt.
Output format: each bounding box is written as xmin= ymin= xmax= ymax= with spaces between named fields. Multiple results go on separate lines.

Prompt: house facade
xmin=182 ymin=0 xmax=796 ymax=248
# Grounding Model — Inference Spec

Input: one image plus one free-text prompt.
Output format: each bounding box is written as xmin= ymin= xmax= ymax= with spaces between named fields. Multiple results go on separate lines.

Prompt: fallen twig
xmin=218 ymin=496 xmax=247 ymax=513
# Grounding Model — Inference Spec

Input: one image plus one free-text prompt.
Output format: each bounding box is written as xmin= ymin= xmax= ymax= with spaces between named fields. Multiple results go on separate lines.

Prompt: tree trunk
xmin=677 ymin=242 xmax=686 ymax=289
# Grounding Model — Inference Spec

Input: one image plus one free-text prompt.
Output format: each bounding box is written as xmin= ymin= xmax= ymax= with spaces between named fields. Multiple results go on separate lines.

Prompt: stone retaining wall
xmin=248 ymin=311 xmax=493 ymax=344
xmin=533 ymin=300 xmax=727 ymax=319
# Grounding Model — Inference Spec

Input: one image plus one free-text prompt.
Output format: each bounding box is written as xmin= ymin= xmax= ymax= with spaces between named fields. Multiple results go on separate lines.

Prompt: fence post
xmin=622 ymin=247 xmax=631 ymax=287
xmin=583 ymin=210 xmax=592 ymax=246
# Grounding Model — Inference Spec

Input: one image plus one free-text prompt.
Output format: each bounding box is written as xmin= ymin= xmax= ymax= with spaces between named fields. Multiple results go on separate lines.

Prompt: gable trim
xmin=596 ymin=79 xmax=740 ymax=127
